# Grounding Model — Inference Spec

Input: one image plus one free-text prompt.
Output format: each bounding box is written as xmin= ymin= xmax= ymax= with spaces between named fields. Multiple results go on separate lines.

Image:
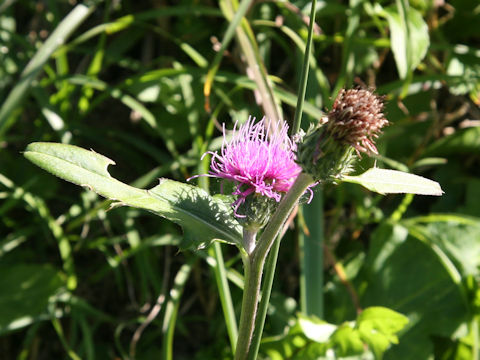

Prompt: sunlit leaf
xmin=329 ymin=324 xmax=364 ymax=357
xmin=358 ymin=307 xmax=409 ymax=358
xmin=342 ymin=168 xmax=443 ymax=196
xmin=298 ymin=314 xmax=337 ymax=343
xmin=24 ymin=142 xmax=242 ymax=250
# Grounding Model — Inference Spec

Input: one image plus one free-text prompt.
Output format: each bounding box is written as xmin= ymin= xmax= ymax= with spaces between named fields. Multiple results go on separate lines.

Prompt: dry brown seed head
xmin=327 ymin=88 xmax=389 ymax=154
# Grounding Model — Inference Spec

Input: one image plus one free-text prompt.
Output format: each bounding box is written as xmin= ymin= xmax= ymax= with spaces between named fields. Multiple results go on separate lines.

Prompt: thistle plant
xmin=22 ymin=9 xmax=443 ymax=360
xmin=23 ymin=95 xmax=443 ymax=360
xmin=203 ymin=89 xmax=393 ymax=359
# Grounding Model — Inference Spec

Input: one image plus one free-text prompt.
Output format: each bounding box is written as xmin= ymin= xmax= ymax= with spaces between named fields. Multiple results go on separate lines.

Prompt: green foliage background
xmin=1 ymin=0 xmax=479 ymax=359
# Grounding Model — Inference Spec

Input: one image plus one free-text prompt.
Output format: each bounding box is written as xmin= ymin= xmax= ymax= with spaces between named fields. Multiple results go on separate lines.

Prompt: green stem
xmin=254 ymin=173 xmax=315 ymax=262
xmin=234 ymin=173 xmax=315 ymax=360
xmin=291 ymin=0 xmax=318 ymax=135
xmin=244 ymin=1 xmax=319 ymax=355
xmin=247 ymin=237 xmax=280 ymax=360
xmin=51 ymin=317 xmax=82 ymax=360
xmin=161 ymin=259 xmax=194 ymax=360
xmin=473 ymin=316 xmax=479 ymax=360
xmin=235 ymin=251 xmax=264 ymax=360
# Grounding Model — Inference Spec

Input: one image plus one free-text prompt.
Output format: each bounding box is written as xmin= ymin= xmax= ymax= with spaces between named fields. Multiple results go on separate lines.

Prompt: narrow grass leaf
xmin=204 ymin=0 xmax=254 ymax=111
xmin=0 ymin=4 xmax=95 ymax=135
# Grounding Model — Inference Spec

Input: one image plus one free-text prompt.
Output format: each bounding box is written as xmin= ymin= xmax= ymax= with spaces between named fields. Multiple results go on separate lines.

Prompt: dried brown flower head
xmin=327 ymin=88 xmax=388 ymax=155
xmin=296 ymin=88 xmax=389 ymax=182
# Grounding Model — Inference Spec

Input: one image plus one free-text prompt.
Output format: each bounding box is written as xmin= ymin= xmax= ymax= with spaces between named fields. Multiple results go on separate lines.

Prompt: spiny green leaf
xmin=24 ymin=142 xmax=242 ymax=250
xmin=342 ymin=168 xmax=443 ymax=196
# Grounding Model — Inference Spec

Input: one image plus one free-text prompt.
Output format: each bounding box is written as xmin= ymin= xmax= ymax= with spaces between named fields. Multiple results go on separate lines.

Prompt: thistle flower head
xmin=201 ymin=117 xmax=301 ymax=216
xmin=296 ymin=88 xmax=389 ymax=182
xmin=327 ymin=88 xmax=388 ymax=155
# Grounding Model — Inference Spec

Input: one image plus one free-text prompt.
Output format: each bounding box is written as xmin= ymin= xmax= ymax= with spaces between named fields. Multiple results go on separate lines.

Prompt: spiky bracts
xmin=297 ymin=88 xmax=388 ymax=182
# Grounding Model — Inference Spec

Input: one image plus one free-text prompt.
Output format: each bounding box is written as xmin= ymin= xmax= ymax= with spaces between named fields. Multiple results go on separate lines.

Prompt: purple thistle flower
xmin=200 ymin=117 xmax=302 ymax=214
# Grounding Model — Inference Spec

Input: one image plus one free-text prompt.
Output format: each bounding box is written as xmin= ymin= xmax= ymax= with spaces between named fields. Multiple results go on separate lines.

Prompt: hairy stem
xmin=234 ymin=173 xmax=315 ymax=360
xmin=243 ymin=228 xmax=257 ymax=255
xmin=247 ymin=237 xmax=280 ymax=360
xmin=254 ymin=173 xmax=315 ymax=262
xmin=234 ymin=253 xmax=264 ymax=360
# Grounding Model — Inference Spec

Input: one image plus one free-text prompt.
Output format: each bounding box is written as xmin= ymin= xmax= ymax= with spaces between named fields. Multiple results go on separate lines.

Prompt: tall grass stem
xmin=292 ymin=0 xmax=318 ymax=135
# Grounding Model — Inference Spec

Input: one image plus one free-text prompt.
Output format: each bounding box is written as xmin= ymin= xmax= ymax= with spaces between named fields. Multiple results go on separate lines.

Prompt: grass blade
xmin=0 ymin=3 xmax=96 ymax=135
xmin=162 ymin=259 xmax=194 ymax=360
xmin=203 ymin=0 xmax=254 ymax=112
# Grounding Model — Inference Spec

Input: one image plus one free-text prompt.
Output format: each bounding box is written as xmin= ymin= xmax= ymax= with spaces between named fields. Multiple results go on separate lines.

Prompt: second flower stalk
xmin=236 ymin=173 xmax=317 ymax=360
xmin=197 ymin=88 xmax=388 ymax=359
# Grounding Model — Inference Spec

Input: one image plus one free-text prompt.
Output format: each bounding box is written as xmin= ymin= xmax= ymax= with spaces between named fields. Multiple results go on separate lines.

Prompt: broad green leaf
xmin=261 ymin=319 xmax=328 ymax=359
xmin=342 ymin=168 xmax=443 ymax=196
xmin=24 ymin=142 xmax=242 ymax=250
xmin=298 ymin=315 xmax=337 ymax=343
xmin=362 ymin=223 xmax=469 ymax=359
xmin=376 ymin=3 xmax=429 ymax=79
xmin=404 ymin=218 xmax=480 ymax=278
xmin=263 ymin=310 xmax=407 ymax=359
xmin=0 ymin=264 xmax=65 ymax=335
xmin=261 ymin=324 xmax=309 ymax=360
xmin=358 ymin=307 xmax=409 ymax=340
xmin=328 ymin=307 xmax=408 ymax=359
xmin=330 ymin=324 xmax=364 ymax=357
xmin=358 ymin=307 xmax=409 ymax=359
